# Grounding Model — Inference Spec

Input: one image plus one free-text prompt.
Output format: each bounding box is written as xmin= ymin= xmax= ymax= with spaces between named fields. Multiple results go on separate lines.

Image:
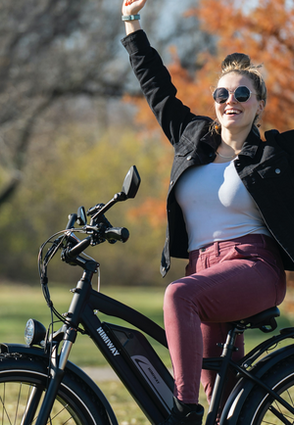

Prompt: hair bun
xmin=217 ymin=52 xmax=267 ymax=107
xmin=221 ymin=53 xmax=251 ymax=72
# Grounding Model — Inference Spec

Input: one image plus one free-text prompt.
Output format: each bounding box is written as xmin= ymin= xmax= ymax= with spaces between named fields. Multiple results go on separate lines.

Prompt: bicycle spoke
xmin=0 ymin=382 xmax=78 ymax=425
xmin=46 ymin=403 xmax=73 ymax=424
xmin=15 ymin=383 xmax=22 ymax=425
xmin=0 ymin=383 xmax=13 ymax=425
xmin=268 ymin=405 xmax=292 ymax=425
xmin=0 ymin=354 xmax=105 ymax=425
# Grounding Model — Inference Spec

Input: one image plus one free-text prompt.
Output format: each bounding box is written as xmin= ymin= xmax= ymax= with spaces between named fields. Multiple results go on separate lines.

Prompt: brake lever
xmin=84 ymin=224 xmax=107 ymax=246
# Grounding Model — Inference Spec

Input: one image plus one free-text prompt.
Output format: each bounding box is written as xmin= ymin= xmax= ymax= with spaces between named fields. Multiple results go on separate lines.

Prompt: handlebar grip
xmin=65 ymin=237 xmax=91 ymax=260
xmin=104 ymin=227 xmax=129 ymax=243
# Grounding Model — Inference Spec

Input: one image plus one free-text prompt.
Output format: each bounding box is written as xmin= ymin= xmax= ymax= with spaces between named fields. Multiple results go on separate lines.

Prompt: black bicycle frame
xmin=33 ymin=260 xmax=294 ymax=425
xmin=78 ymin=269 xmax=174 ymax=424
xmin=33 ymin=261 xmax=173 ymax=425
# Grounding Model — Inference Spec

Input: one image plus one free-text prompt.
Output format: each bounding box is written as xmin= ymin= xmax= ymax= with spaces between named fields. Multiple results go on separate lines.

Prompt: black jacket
xmin=122 ymin=30 xmax=294 ymax=277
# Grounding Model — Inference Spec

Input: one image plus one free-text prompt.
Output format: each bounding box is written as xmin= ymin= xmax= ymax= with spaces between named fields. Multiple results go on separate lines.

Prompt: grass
xmin=0 ymin=283 xmax=168 ymax=424
xmin=0 ymin=282 xmax=292 ymax=365
xmin=0 ymin=282 xmax=293 ymax=424
xmin=0 ymin=283 xmax=169 ymax=367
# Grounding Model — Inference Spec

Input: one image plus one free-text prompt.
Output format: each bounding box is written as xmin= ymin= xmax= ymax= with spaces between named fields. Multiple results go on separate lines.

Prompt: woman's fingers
xmin=122 ymin=0 xmax=147 ymax=15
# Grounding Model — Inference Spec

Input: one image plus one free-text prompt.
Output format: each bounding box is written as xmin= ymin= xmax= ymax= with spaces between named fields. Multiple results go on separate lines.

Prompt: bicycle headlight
xmin=24 ymin=319 xmax=46 ymax=347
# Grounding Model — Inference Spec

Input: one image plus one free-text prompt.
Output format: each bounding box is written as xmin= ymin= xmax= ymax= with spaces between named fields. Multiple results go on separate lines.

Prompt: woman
xmin=121 ymin=1 xmax=294 ymax=424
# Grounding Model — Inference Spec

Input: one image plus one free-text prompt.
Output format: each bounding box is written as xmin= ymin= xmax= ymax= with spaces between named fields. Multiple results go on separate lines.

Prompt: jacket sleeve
xmin=121 ymin=30 xmax=201 ymax=146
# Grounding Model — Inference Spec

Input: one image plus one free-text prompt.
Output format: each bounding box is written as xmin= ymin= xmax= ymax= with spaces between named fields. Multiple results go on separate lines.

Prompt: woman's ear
xmin=258 ymin=99 xmax=265 ymax=115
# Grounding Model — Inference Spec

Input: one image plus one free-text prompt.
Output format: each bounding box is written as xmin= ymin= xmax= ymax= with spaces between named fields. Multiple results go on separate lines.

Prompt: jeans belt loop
xmin=215 ymin=241 xmax=220 ymax=257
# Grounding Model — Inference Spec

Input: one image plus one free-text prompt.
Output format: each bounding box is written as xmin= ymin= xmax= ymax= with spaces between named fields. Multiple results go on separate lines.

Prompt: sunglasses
xmin=213 ymin=86 xmax=256 ymax=104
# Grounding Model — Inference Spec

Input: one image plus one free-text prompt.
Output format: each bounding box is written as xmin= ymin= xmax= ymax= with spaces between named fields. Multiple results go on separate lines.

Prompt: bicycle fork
xmin=22 ymin=326 xmax=76 ymax=425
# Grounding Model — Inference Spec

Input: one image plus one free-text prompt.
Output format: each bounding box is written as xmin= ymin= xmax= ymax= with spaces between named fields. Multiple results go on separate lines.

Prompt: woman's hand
xmin=122 ymin=0 xmax=147 ymax=35
xmin=122 ymin=0 xmax=147 ymax=16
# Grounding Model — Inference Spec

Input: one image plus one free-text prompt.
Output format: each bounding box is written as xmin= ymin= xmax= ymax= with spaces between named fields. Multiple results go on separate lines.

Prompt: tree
xmin=0 ymin=0 xmax=127 ymax=207
xmin=0 ymin=0 xmax=218 ymax=285
xmin=0 ymin=0 xmax=214 ymax=210
xmin=0 ymin=123 xmax=187 ymax=286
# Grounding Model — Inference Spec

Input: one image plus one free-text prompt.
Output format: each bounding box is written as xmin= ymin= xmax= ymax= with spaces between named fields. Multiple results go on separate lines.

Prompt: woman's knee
xmin=163 ymin=279 xmax=194 ymax=312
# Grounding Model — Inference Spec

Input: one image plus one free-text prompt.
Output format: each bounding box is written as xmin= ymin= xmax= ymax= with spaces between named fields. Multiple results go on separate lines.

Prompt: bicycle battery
xmin=104 ymin=322 xmax=174 ymax=411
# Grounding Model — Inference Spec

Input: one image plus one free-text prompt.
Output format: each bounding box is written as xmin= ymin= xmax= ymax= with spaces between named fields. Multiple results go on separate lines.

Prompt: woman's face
xmin=214 ymin=72 xmax=265 ymax=134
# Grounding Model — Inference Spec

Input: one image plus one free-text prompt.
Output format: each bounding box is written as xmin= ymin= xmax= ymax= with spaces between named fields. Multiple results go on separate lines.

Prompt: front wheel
xmin=237 ymin=354 xmax=294 ymax=424
xmin=0 ymin=352 xmax=110 ymax=425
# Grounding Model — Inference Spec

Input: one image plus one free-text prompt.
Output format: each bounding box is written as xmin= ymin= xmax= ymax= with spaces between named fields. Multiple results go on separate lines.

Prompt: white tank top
xmin=175 ymin=160 xmax=271 ymax=252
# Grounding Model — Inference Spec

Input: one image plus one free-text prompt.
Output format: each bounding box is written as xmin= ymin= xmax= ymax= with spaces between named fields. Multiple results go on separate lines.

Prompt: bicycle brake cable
xmin=38 ymin=230 xmax=88 ymax=334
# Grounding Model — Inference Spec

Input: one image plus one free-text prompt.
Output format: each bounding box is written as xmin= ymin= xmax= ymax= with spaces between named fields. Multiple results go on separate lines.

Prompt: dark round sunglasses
xmin=213 ymin=86 xmax=256 ymax=104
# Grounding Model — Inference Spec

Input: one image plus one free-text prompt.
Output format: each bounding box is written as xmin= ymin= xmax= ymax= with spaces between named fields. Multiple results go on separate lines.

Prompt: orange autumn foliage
xmin=128 ymin=196 xmax=167 ymax=228
xmin=130 ymin=0 xmax=294 ymax=135
xmin=125 ymin=50 xmax=217 ymax=138
xmin=188 ymin=0 xmax=294 ymax=132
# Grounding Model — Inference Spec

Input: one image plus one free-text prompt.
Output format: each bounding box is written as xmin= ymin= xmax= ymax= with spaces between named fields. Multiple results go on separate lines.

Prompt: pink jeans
xmin=163 ymin=234 xmax=286 ymax=404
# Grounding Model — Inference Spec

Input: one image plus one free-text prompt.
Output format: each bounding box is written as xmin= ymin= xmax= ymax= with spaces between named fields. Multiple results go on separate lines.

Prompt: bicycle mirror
xmin=122 ymin=166 xmax=141 ymax=199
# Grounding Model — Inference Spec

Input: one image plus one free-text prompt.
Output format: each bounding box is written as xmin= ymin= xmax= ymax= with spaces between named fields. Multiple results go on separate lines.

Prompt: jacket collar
xmin=200 ymin=128 xmax=261 ymax=159
xmin=200 ymin=131 xmax=220 ymax=151
xmin=239 ymin=130 xmax=261 ymax=158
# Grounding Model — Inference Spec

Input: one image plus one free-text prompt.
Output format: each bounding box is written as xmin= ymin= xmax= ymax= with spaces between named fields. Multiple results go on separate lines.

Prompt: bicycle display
xmin=0 ymin=166 xmax=294 ymax=425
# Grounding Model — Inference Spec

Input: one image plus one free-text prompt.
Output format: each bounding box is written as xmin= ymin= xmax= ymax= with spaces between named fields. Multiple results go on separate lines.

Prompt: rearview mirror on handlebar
xmin=77 ymin=206 xmax=87 ymax=226
xmin=86 ymin=166 xmax=141 ymax=222
xmin=122 ymin=166 xmax=141 ymax=199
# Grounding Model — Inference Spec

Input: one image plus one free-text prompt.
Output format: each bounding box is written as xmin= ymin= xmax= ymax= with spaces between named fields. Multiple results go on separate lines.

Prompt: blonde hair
xmin=221 ymin=53 xmax=267 ymax=104
xmin=212 ymin=53 xmax=267 ymax=135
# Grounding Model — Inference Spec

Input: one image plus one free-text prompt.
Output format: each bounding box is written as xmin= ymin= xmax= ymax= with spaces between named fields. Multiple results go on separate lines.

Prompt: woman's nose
xmin=226 ymin=93 xmax=237 ymax=104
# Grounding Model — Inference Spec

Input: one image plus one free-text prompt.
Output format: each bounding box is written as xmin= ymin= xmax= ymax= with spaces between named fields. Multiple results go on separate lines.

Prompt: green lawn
xmin=0 ymin=283 xmax=169 ymax=367
xmin=0 ymin=283 xmax=293 ymax=424
xmin=0 ymin=282 xmax=292 ymax=366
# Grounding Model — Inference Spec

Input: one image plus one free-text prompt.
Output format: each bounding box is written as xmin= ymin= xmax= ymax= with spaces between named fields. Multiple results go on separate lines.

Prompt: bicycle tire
xmin=0 ymin=352 xmax=110 ymax=425
xmin=236 ymin=354 xmax=294 ymax=425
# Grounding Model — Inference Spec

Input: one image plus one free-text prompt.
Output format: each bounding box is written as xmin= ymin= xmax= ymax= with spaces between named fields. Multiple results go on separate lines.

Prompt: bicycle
xmin=1 ymin=165 xmax=294 ymax=425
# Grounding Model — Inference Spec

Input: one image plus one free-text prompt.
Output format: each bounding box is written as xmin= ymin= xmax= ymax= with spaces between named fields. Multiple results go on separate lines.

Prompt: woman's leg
xmin=163 ymin=235 xmax=286 ymax=404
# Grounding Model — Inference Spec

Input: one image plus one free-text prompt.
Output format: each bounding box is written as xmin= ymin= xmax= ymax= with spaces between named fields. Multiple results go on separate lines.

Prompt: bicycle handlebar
xmin=64 ymin=237 xmax=92 ymax=261
xmin=40 ymin=166 xmax=140 ymax=269
xmin=62 ymin=226 xmax=129 ymax=264
xmin=104 ymin=227 xmax=129 ymax=243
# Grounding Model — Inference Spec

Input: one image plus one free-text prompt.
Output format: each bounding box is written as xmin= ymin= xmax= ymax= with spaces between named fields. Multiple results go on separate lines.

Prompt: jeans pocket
xmin=219 ymin=245 xmax=259 ymax=264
